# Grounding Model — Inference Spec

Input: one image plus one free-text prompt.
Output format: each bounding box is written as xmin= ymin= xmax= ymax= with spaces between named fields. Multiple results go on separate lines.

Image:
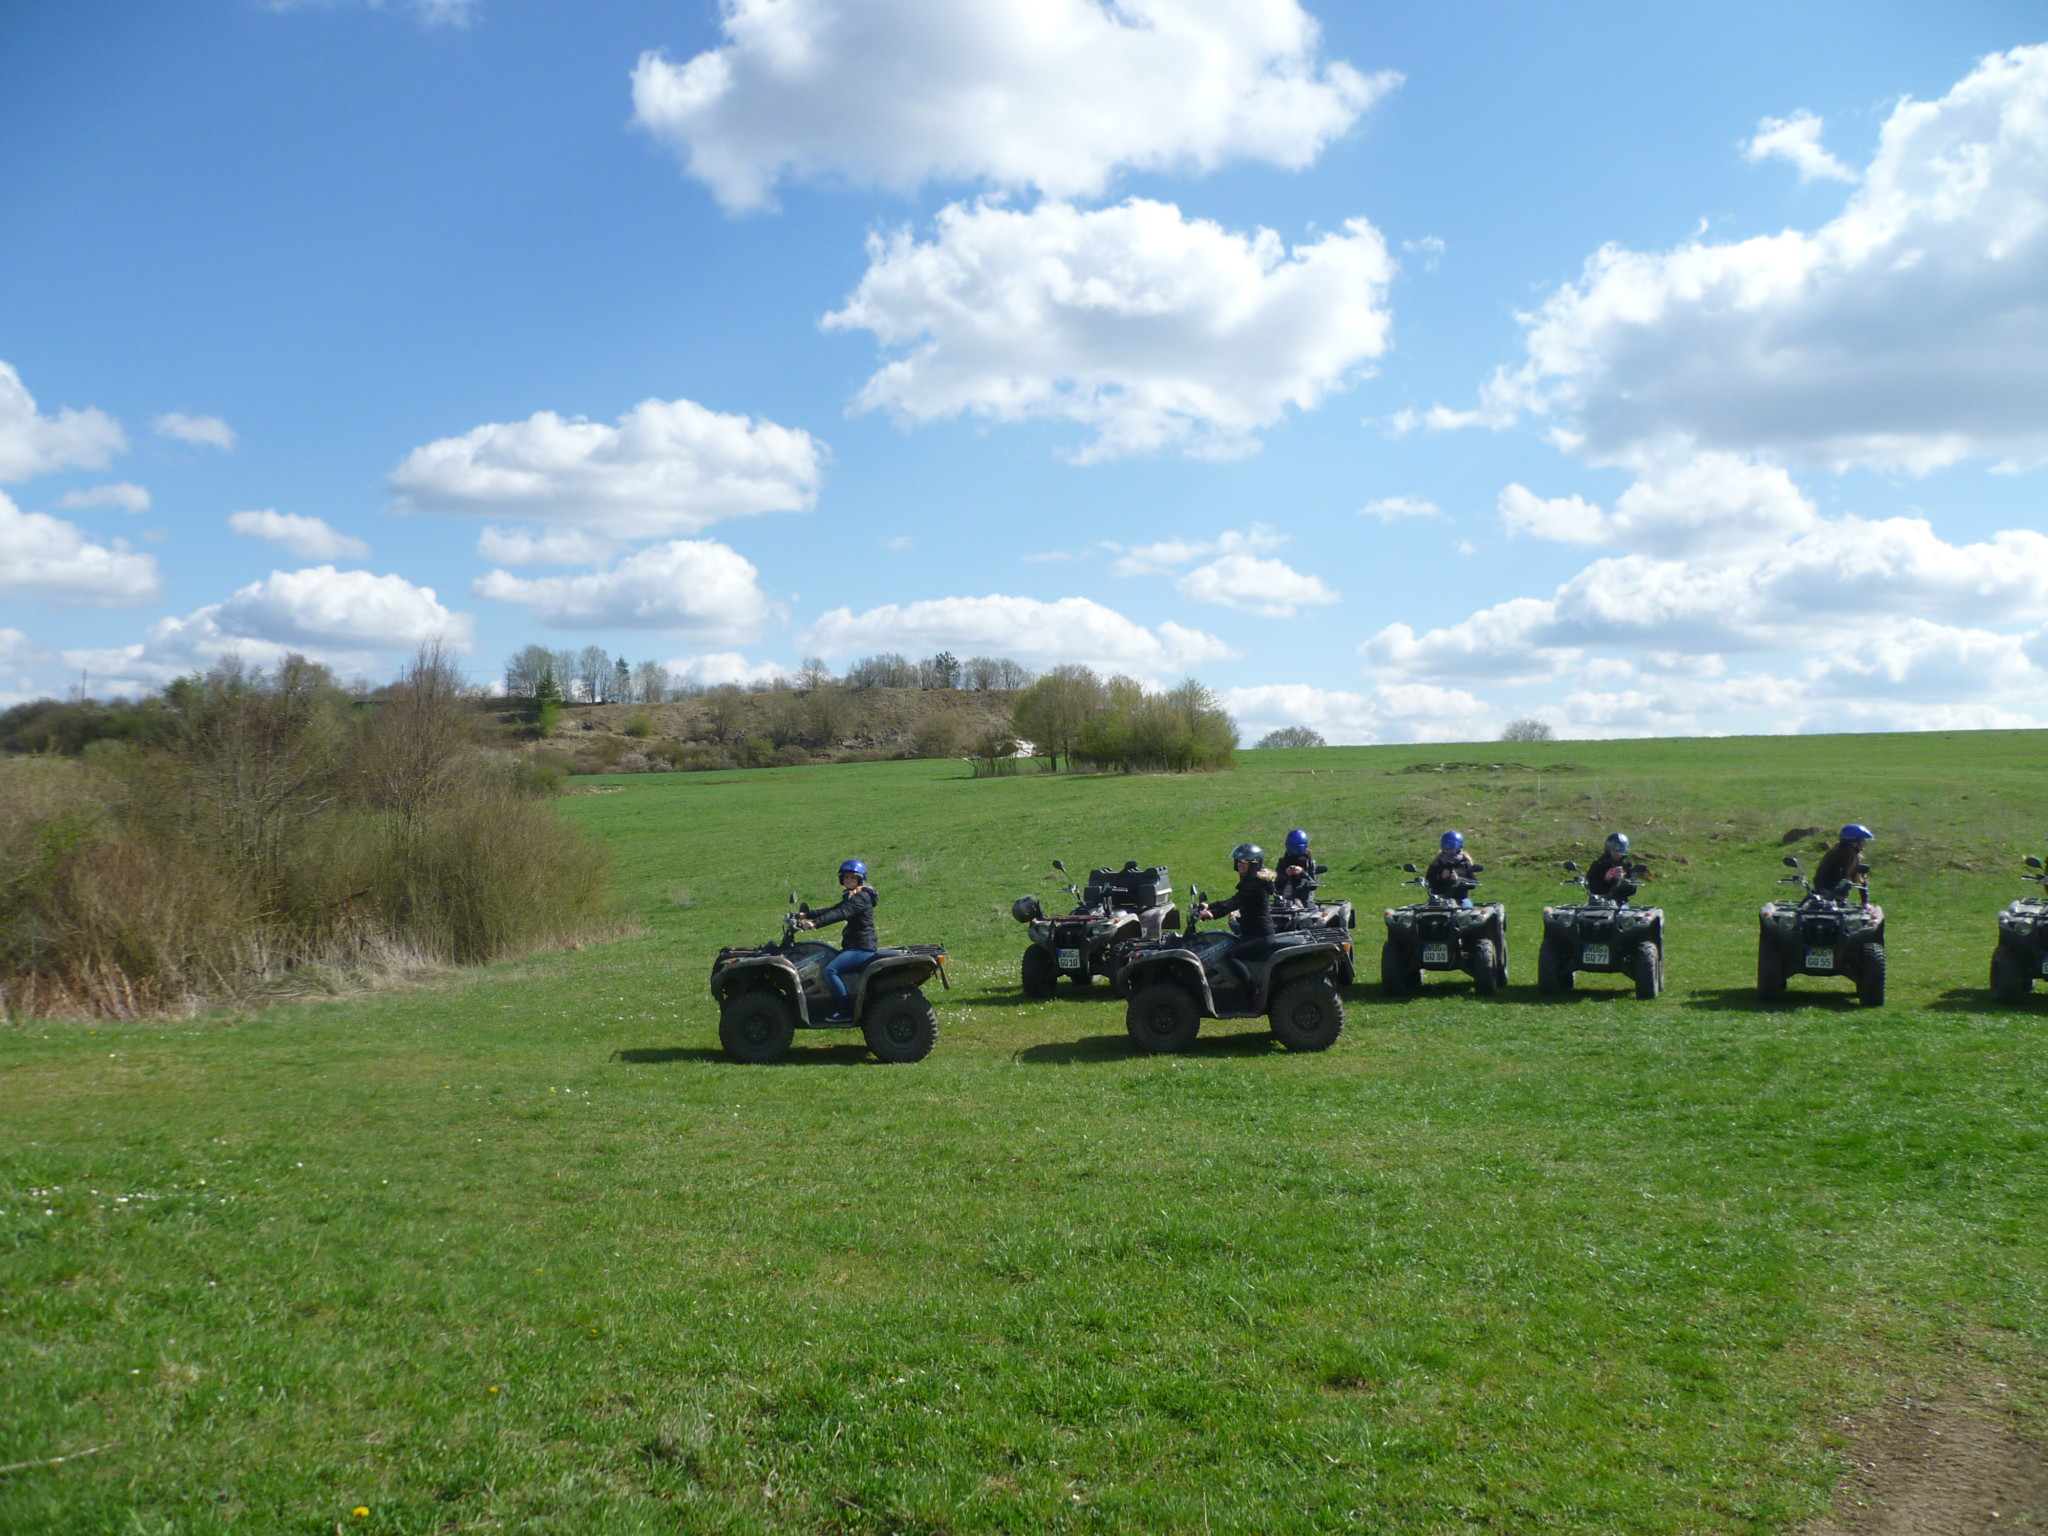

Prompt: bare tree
xmin=1255 ymin=726 xmax=1327 ymax=749
xmin=795 ymin=656 xmax=833 ymax=691
xmin=993 ymin=657 xmax=1033 ymax=689
xmin=1500 ymin=717 xmax=1555 ymax=742
xmin=703 ymin=684 xmax=747 ymax=742
xmin=632 ymin=659 xmax=672 ymax=704
xmin=1011 ymin=664 xmax=1106 ymax=772
xmin=504 ymin=645 xmax=555 ymax=699
xmin=360 ymin=643 xmax=476 ymax=822
xmin=575 ymin=645 xmax=610 ymax=705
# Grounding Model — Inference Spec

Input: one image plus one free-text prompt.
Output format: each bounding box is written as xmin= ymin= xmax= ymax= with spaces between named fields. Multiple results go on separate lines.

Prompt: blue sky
xmin=3 ymin=0 xmax=2045 ymax=740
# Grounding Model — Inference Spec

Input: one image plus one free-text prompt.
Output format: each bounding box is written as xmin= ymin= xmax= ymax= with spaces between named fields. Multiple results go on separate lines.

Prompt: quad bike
xmin=1989 ymin=854 xmax=2048 ymax=1004
xmin=1757 ymin=855 xmax=1885 ymax=1005
xmin=1255 ymin=860 xmax=1358 ymax=984
xmin=1538 ymin=860 xmax=1665 ymax=999
xmin=1117 ymin=884 xmax=1348 ymax=1054
xmin=1012 ymin=859 xmax=1176 ymax=998
xmin=709 ymin=893 xmax=949 ymax=1063
xmin=1380 ymin=863 xmax=1508 ymax=996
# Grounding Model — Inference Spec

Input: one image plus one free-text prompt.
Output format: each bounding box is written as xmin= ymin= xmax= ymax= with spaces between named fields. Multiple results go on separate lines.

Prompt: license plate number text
xmin=1805 ymin=948 xmax=1834 ymax=970
xmin=1058 ymin=949 xmax=1082 ymax=969
xmin=1422 ymin=944 xmax=1449 ymax=964
xmin=1582 ymin=944 xmax=1610 ymax=966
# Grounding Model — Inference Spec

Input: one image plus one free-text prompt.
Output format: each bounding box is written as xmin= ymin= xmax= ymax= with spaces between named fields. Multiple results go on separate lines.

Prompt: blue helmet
xmin=1839 ymin=824 xmax=1873 ymax=844
xmin=1440 ymin=830 xmax=1464 ymax=852
xmin=1285 ymin=829 xmax=1310 ymax=853
xmin=838 ymin=858 xmax=868 ymax=878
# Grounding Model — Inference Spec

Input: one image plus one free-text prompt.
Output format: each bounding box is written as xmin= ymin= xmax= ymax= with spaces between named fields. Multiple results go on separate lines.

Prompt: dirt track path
xmin=1807 ymin=1401 xmax=2048 ymax=1534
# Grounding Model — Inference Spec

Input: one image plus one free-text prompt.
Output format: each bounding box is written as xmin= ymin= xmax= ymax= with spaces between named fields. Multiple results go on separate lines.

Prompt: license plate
xmin=1422 ymin=944 xmax=1449 ymax=964
xmin=1805 ymin=948 xmax=1834 ymax=970
xmin=1581 ymin=944 xmax=1610 ymax=966
xmin=1057 ymin=948 xmax=1082 ymax=969
xmin=2039 ymin=957 xmax=2048 ymax=977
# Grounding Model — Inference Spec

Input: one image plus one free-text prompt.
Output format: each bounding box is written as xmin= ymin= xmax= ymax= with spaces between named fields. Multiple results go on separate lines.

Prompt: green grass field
xmin=4 ymin=733 xmax=2046 ymax=1533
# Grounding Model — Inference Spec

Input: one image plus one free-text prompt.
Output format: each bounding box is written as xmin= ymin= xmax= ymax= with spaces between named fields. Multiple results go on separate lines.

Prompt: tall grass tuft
xmin=0 ymin=647 xmax=619 ymax=1019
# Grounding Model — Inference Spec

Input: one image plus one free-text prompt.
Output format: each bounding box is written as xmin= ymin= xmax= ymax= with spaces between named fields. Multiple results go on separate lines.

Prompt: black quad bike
xmin=1538 ymin=860 xmax=1664 ymax=999
xmin=1117 ymin=885 xmax=1348 ymax=1054
xmin=1989 ymin=854 xmax=2048 ymax=1004
xmin=709 ymin=894 xmax=949 ymax=1063
xmin=1012 ymin=859 xmax=1176 ymax=998
xmin=1380 ymin=863 xmax=1508 ymax=996
xmin=1757 ymin=855 xmax=1885 ymax=1006
xmin=1260 ymin=862 xmax=1358 ymax=984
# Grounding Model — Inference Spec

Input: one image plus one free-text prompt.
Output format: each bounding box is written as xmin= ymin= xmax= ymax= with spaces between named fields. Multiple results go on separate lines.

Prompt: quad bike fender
xmin=711 ymin=955 xmax=812 ymax=1024
xmin=852 ymin=952 xmax=943 ymax=1012
xmin=1269 ymin=944 xmax=1343 ymax=990
xmin=1119 ymin=951 xmax=1215 ymax=1014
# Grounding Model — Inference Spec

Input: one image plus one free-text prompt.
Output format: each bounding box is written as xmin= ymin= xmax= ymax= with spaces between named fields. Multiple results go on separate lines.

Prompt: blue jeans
xmin=824 ymin=950 xmax=875 ymax=1014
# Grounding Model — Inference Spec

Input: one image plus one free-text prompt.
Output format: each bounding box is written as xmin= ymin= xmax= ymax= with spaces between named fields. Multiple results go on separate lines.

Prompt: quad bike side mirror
xmin=1402 ymin=862 xmax=1418 ymax=874
xmin=2028 ymin=856 xmax=2044 ymax=870
xmin=1782 ymin=855 xmax=1802 ymax=869
xmin=1052 ymin=859 xmax=1066 ymax=873
xmin=1563 ymin=860 xmax=1580 ymax=872
xmin=790 ymin=890 xmax=801 ymax=905
xmin=1314 ymin=862 xmax=1328 ymax=875
xmin=1469 ymin=864 xmax=1485 ymax=874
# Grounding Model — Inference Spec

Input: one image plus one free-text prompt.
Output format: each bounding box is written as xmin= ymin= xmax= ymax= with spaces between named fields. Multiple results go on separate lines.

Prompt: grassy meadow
xmin=3 ymin=732 xmax=2046 ymax=1533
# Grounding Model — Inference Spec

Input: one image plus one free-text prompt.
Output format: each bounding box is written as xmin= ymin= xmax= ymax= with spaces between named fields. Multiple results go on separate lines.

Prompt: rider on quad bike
xmin=1275 ymin=830 xmax=1317 ymax=902
xmin=1585 ymin=832 xmax=1639 ymax=900
xmin=1425 ymin=831 xmax=1478 ymax=904
xmin=1196 ymin=843 xmax=1279 ymax=983
xmin=1814 ymin=825 xmax=1873 ymax=902
xmin=797 ymin=858 xmax=880 ymax=1023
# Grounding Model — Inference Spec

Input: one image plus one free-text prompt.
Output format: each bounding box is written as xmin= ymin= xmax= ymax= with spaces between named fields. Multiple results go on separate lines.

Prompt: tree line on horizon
xmin=500 ymin=645 xmax=1036 ymax=706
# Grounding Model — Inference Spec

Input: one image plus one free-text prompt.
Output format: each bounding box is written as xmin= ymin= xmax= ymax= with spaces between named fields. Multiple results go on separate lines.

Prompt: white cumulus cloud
xmin=662 ymin=652 xmax=790 ymax=688
xmin=228 ymin=509 xmax=371 ymax=562
xmin=1461 ymin=45 xmax=2048 ymax=471
xmin=1225 ymin=682 xmax=1498 ymax=745
xmin=473 ymin=539 xmax=775 ymax=640
xmin=1743 ymin=110 xmax=1859 ymax=184
xmin=0 ymin=491 xmax=160 ymax=607
xmin=1500 ymin=452 xmax=1819 ymax=557
xmin=475 ymin=525 xmax=616 ymax=565
xmin=152 ymin=412 xmax=237 ymax=450
xmin=1107 ymin=524 xmax=1285 ymax=577
xmin=823 ymin=198 xmax=1395 ymax=461
xmin=390 ymin=396 xmax=824 ymax=538
xmin=801 ymin=593 xmax=1234 ymax=676
xmin=0 ymin=361 xmax=125 ymax=482
xmin=631 ymin=0 xmax=1395 ymax=212
xmin=64 ymin=567 xmax=472 ymax=690
xmin=1359 ymin=495 xmax=1440 ymax=521
xmin=57 ymin=482 xmax=151 ymax=513
xmin=1177 ymin=553 xmax=1338 ymax=618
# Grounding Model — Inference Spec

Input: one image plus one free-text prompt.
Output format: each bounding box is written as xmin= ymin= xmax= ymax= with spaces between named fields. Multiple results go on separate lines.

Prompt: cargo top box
xmin=1085 ymin=863 xmax=1172 ymax=912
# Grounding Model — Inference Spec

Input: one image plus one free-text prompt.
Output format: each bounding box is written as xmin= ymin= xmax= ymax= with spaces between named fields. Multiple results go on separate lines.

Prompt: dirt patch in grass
xmin=1807 ymin=1397 xmax=2048 ymax=1534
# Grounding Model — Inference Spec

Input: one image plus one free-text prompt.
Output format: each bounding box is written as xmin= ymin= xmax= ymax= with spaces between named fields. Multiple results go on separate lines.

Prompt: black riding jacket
xmin=806 ymin=885 xmax=880 ymax=952
xmin=1207 ymin=869 xmax=1276 ymax=939
xmin=1275 ymin=849 xmax=1316 ymax=901
xmin=1587 ymin=851 xmax=1632 ymax=895
xmin=1813 ymin=844 xmax=1867 ymax=899
xmin=1425 ymin=850 xmax=1476 ymax=899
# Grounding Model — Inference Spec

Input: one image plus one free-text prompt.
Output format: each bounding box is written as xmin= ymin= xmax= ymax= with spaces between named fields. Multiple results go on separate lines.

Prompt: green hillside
xmin=4 ymin=733 xmax=2045 ymax=1532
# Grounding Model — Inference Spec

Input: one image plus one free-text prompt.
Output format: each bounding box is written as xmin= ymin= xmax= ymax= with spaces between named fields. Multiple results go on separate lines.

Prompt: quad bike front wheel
xmin=1270 ymin=976 xmax=1344 ymax=1052
xmin=1857 ymin=944 xmax=1886 ymax=1008
xmin=1126 ymin=981 xmax=1201 ymax=1054
xmin=1379 ymin=940 xmax=1416 ymax=996
xmin=1631 ymin=940 xmax=1662 ymax=1000
xmin=1757 ymin=940 xmax=1786 ymax=1000
xmin=1020 ymin=945 xmax=1058 ymax=1000
xmin=1991 ymin=944 xmax=2031 ymax=1005
xmin=863 ymin=989 xmax=939 ymax=1063
xmin=1470 ymin=938 xmax=1501 ymax=997
xmin=1537 ymin=937 xmax=1573 ymax=995
xmin=719 ymin=990 xmax=796 ymax=1064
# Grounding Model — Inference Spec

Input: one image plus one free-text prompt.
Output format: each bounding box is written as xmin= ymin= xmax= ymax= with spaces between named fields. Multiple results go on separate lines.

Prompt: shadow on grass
xmin=612 ymin=1044 xmax=878 ymax=1066
xmin=1924 ymin=986 xmax=2041 ymax=1014
xmin=1681 ymin=986 xmax=1864 ymax=1013
xmin=1013 ymin=1030 xmax=1281 ymax=1065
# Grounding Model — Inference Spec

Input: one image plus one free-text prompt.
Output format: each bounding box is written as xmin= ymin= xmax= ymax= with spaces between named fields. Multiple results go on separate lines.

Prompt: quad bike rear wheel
xmin=1631 ymin=940 xmax=1662 ymax=1001
xmin=1126 ymin=981 xmax=1201 ymax=1054
xmin=1757 ymin=940 xmax=1786 ymax=1000
xmin=1537 ymin=937 xmax=1573 ymax=995
xmin=1020 ymin=945 xmax=1057 ymax=1000
xmin=719 ymin=989 xmax=796 ymax=1064
xmin=1991 ymin=943 xmax=2031 ymax=1005
xmin=863 ymin=989 xmax=938 ymax=1063
xmin=1270 ymin=976 xmax=1345 ymax=1052
xmin=1857 ymin=943 xmax=1886 ymax=1008
xmin=1470 ymin=938 xmax=1501 ymax=997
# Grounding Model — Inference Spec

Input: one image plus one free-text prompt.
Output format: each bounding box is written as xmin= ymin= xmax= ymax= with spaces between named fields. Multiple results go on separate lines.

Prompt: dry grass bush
xmin=0 ymin=647 xmax=619 ymax=1020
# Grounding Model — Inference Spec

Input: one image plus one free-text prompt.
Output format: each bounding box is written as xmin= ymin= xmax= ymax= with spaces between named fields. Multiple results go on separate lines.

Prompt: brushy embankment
xmin=0 ymin=653 xmax=618 ymax=1020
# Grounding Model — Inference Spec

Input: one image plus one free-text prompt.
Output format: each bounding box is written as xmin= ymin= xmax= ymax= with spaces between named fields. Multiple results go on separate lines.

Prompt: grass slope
xmin=3 ymin=734 xmax=2045 ymax=1533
